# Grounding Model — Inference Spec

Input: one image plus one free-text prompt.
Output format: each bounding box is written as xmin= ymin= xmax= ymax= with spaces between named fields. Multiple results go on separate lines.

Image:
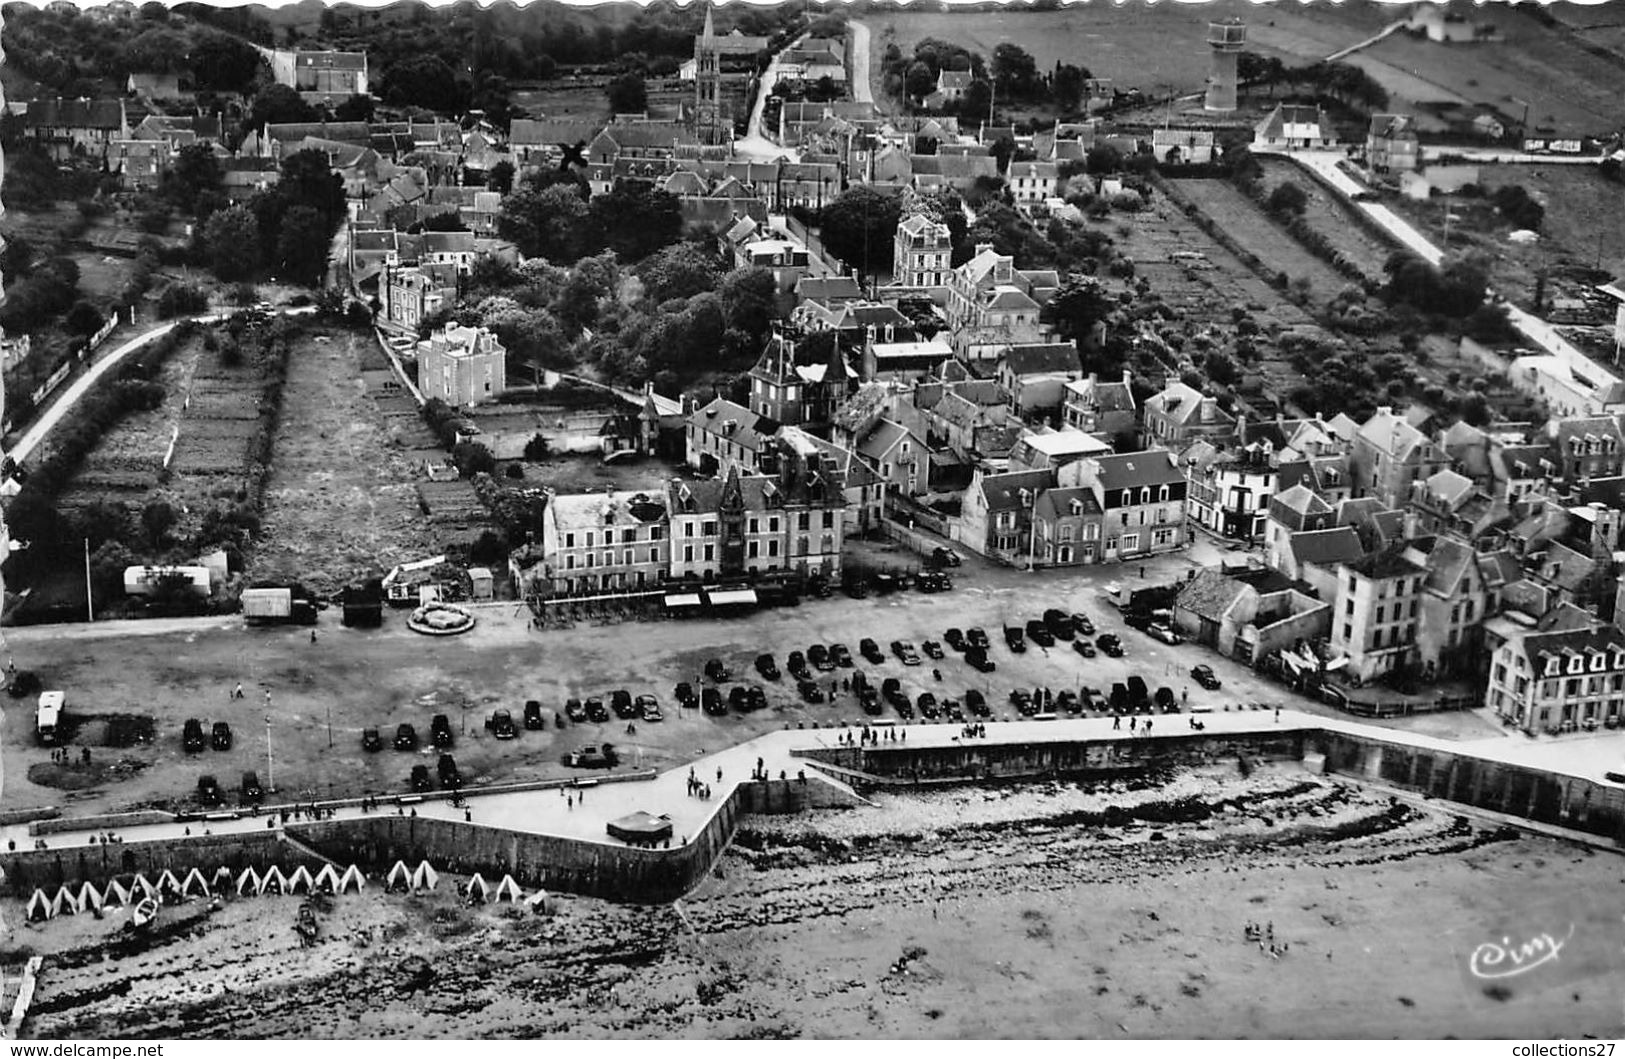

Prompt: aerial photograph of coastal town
xmin=0 ymin=0 xmax=1619 ymax=1040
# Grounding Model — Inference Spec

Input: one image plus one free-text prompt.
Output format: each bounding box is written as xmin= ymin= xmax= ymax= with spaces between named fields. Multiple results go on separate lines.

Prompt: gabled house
xmin=1150 ymin=128 xmax=1215 ymax=166
xmin=539 ymin=490 xmax=670 ymax=595
xmin=686 ymin=397 xmax=778 ymax=477
xmin=269 ymin=49 xmax=369 ymax=103
xmin=1057 ymin=450 xmax=1188 ymax=563
xmin=23 ymin=98 xmax=128 ymax=162
xmin=892 ymin=212 xmax=954 ymax=290
xmin=955 ymin=467 xmax=1054 ymax=564
xmin=1329 ymin=541 xmax=1431 ymax=683
xmin=1351 ymin=405 xmax=1446 ymax=509
xmin=996 ymin=342 xmax=1081 ymax=416
xmin=1141 ymin=381 xmax=1236 ymax=450
xmin=1007 ymin=161 xmax=1060 ymax=206
xmin=1487 ymin=619 xmax=1625 ymax=735
xmin=1062 ymin=370 xmax=1137 ymax=440
xmin=1032 ymin=487 xmax=1105 ymax=566
xmin=1253 ymin=103 xmax=1337 ymax=150
xmin=945 ymin=244 xmax=1050 ymax=360
xmin=855 ymin=418 xmax=927 ymax=496
xmin=1366 ymin=113 xmax=1419 ymax=173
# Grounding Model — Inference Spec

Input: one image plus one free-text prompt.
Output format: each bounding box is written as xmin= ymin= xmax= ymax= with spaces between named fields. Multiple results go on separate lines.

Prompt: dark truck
xmin=562 ymin=744 xmax=619 ymax=769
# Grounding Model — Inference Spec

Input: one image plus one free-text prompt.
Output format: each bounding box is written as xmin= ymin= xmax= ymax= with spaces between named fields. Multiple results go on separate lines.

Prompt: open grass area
xmin=1168 ymin=178 xmax=1351 ymax=309
xmin=249 ymin=331 xmax=443 ymax=596
xmin=864 ymin=1 xmax=1387 ymax=100
xmin=1257 ymin=157 xmax=1397 ymax=284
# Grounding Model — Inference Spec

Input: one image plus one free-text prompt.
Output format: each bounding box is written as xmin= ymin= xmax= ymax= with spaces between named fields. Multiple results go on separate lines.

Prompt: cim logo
xmin=1467 ymin=925 xmax=1575 ymax=981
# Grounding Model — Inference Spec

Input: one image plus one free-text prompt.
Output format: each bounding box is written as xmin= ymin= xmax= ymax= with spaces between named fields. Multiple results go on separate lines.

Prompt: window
xmin=683 ymin=545 xmax=694 ymax=563
xmin=1342 ymin=623 xmax=1352 ymax=642
xmin=1084 ymin=524 xmax=1099 ymax=540
xmin=565 ymin=533 xmax=575 ymax=548
xmin=622 ymin=529 xmax=635 ymax=544
xmin=748 ymin=541 xmax=759 ymax=558
xmin=1345 ymin=601 xmax=1355 ymax=616
xmin=702 ymin=520 xmax=717 ymax=536
xmin=1059 ymin=525 xmax=1075 ymax=543
xmin=585 ymin=532 xmax=595 ymax=548
xmin=822 ymin=511 xmax=834 ymax=529
xmin=769 ymin=517 xmax=780 ymax=533
xmin=798 ymin=513 xmax=811 ymax=531
xmin=648 ymin=548 xmax=659 ymax=563
xmin=1122 ymin=533 xmax=1140 ymax=553
xmin=623 ymin=550 xmax=633 ymax=566
xmin=1376 ymin=606 xmax=1384 ymax=624
xmin=585 ymin=553 xmax=595 ymax=569
xmin=1155 ymin=508 xmax=1168 ymax=524
xmin=749 ymin=518 xmax=759 ymax=534
xmin=703 ymin=544 xmax=715 ymax=562
xmin=1106 ymin=535 xmax=1118 ymax=550
xmin=684 ymin=523 xmax=695 ymax=538
xmin=768 ymin=540 xmax=779 ymax=557
xmin=565 ymin=555 xmax=575 ymax=570
xmin=650 ymin=526 xmax=662 ymax=541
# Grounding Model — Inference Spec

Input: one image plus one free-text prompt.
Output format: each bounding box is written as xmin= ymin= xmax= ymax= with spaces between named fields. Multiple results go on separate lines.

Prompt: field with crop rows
xmin=1257 ymin=158 xmax=1397 ymax=284
xmin=1168 ymin=179 xmax=1351 ymax=308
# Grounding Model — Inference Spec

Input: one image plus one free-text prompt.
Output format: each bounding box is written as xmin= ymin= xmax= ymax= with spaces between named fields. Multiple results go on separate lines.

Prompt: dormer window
xmin=1544 ymin=655 xmax=1560 ymax=677
xmin=1568 ymin=654 xmax=1585 ymax=675
xmin=1591 ymin=651 xmax=1607 ymax=673
xmin=1140 ymin=487 xmax=1151 ymax=506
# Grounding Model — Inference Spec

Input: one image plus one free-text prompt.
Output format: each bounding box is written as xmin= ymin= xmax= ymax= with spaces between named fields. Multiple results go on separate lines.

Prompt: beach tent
xmin=410 ymin=861 xmax=439 ymax=892
xmin=102 ymin=878 xmax=131 ymax=907
xmin=464 ymin=874 xmax=489 ymax=903
xmin=385 ymin=861 xmax=412 ymax=893
xmin=76 ymin=881 xmax=104 ymax=914
xmin=155 ymin=869 xmax=183 ymax=899
xmin=52 ymin=884 xmax=81 ymax=916
xmin=129 ymin=874 xmax=159 ymax=902
xmin=260 ymin=865 xmax=289 ymax=896
xmin=235 ymin=867 xmax=261 ymax=898
xmin=25 ymin=889 xmax=55 ymax=922
xmin=286 ymin=865 xmax=315 ymax=895
xmin=313 ymin=864 xmax=341 ymax=894
xmin=180 ymin=868 xmax=210 ymax=899
xmin=210 ymin=866 xmax=235 ymax=892
xmin=493 ymin=875 xmax=523 ymax=903
xmin=337 ymin=865 xmax=366 ymax=894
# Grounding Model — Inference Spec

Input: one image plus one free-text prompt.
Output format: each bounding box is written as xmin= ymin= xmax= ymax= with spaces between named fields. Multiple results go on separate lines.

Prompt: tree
xmin=499 ymin=181 xmax=588 ymax=261
xmin=382 ymin=55 xmax=463 ymax=112
xmin=1491 ymin=185 xmax=1544 ymax=230
xmin=203 ymin=205 xmax=262 ymax=281
xmin=1266 ymin=181 xmax=1308 ymax=216
xmin=140 ymin=499 xmax=177 ymax=551
xmin=162 ymin=143 xmax=224 ymax=213
xmin=192 ymin=32 xmax=266 ymax=93
xmin=606 ymin=72 xmax=648 ymax=114
xmin=905 ymin=61 xmax=936 ymax=101
xmin=120 ymin=27 xmax=190 ymax=73
xmin=452 ymin=440 xmax=497 ymax=479
xmin=88 ymin=540 xmax=138 ymax=600
xmin=1043 ymin=278 xmax=1114 ymax=344
xmin=1052 ymin=63 xmax=1087 ymax=112
xmin=334 ymin=94 xmax=375 ymax=122
xmin=718 ymin=267 xmax=778 ymax=344
xmin=0 ymin=235 xmax=34 ymax=285
xmin=1086 ymin=143 xmax=1122 ymax=174
xmin=636 ymin=241 xmax=720 ymax=302
xmin=247 ymin=84 xmax=315 ymax=131
xmin=487 ymin=159 xmax=515 ymax=195
xmin=278 ymin=148 xmax=347 ymax=231
xmin=275 ymin=205 xmax=331 ymax=286
xmin=818 ymin=185 xmax=902 ymax=273
xmin=992 ymin=43 xmax=1039 ymax=100
xmin=588 ymin=182 xmax=682 ymax=261
xmin=523 ymin=434 xmax=550 ymax=461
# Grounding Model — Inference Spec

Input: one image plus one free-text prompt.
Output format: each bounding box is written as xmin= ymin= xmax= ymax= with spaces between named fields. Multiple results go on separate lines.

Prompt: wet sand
xmin=15 ymin=763 xmax=1625 ymax=1039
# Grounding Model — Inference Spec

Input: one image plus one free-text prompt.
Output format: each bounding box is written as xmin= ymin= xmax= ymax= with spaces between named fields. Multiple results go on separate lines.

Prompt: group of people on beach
xmin=1244 ymin=921 xmax=1289 ymax=959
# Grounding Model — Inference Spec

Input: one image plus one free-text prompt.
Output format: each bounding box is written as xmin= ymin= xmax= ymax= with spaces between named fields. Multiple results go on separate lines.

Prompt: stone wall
xmin=0 ymin=829 xmax=314 ymax=898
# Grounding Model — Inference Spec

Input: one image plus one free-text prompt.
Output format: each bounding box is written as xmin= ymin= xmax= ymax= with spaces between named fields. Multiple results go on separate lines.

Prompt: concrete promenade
xmin=7 ymin=708 xmax=1623 ymax=859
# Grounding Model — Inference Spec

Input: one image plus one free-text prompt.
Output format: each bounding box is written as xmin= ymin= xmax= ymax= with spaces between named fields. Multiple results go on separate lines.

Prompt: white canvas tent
xmin=155 ymin=869 xmax=183 ymax=898
xmin=25 ymin=889 xmax=56 ymax=922
xmin=181 ymin=868 xmax=210 ymax=899
xmin=235 ymin=867 xmax=261 ymax=897
xmin=313 ymin=864 xmax=342 ymax=894
xmin=53 ymin=884 xmax=82 ymax=916
xmin=464 ymin=873 xmax=489 ymax=903
xmin=337 ymin=865 xmax=366 ymax=894
xmin=286 ymin=865 xmax=315 ymax=895
xmin=211 ymin=866 xmax=235 ymax=892
xmin=76 ymin=881 xmax=104 ymax=914
xmin=385 ymin=861 xmax=412 ymax=893
xmin=260 ymin=865 xmax=289 ymax=896
xmin=102 ymin=878 xmax=131 ymax=907
xmin=129 ymin=874 xmax=159 ymax=902
xmin=493 ymin=875 xmax=523 ymax=903
xmin=410 ymin=861 xmax=439 ymax=892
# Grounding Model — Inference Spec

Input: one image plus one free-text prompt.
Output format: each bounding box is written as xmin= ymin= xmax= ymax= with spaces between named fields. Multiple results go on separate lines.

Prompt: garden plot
xmin=1257 ymin=158 xmax=1396 ymax=284
xmin=1169 ymin=179 xmax=1350 ymax=307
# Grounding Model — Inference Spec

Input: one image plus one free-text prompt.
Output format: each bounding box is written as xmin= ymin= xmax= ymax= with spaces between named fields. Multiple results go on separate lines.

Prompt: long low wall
xmin=0 ymin=829 xmax=316 ymax=898
xmin=1316 ymin=731 xmax=1625 ymax=844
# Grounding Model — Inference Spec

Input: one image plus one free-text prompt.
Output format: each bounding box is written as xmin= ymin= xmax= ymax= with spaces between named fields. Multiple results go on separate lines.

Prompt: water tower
xmin=1205 ymin=18 xmax=1247 ymax=113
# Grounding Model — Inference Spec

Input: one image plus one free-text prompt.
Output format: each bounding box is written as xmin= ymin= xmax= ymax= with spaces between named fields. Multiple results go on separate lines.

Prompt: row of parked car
xmin=181 ymin=719 xmax=233 ymax=753
xmin=362 ymin=714 xmax=457 ymax=753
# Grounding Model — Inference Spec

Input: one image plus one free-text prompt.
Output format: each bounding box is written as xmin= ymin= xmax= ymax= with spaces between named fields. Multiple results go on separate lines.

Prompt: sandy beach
xmin=14 ymin=761 xmax=1625 ymax=1039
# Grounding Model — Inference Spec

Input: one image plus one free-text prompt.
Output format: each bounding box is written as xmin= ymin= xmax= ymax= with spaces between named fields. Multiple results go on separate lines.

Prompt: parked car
xmin=673 ymin=683 xmax=696 ymax=708
xmin=728 ymin=686 xmax=749 ymax=712
xmin=1004 ymin=626 xmax=1027 ymax=653
xmin=755 ymin=654 xmax=781 ymax=681
xmin=1147 ymin=623 xmax=1183 ymax=646
xmin=437 ymin=753 xmax=461 ymax=788
xmin=197 ymin=774 xmax=223 ymax=807
xmin=610 ymin=689 xmax=636 ymax=719
xmin=881 ymin=677 xmax=907 ymax=708
xmin=917 ymin=571 xmax=948 ymax=593
xmin=967 ymin=627 xmax=990 ymax=650
xmin=809 ymin=644 xmax=834 ymax=671
xmin=1110 ymin=683 xmax=1131 ymax=712
xmin=1073 ymin=639 xmax=1097 ymax=658
xmin=704 ymin=659 xmax=729 ymax=683
xmin=787 ymin=650 xmax=810 ymax=678
xmin=1155 ymin=686 xmax=1177 ymax=712
xmin=562 ymin=744 xmax=618 ymax=769
xmin=1010 ymin=689 xmax=1036 ymax=716
xmin=930 ymin=546 xmax=962 ymax=568
xmin=565 ymin=697 xmax=588 ymax=723
xmin=182 ymin=718 xmax=207 ymax=753
xmin=240 ymin=771 xmax=264 ymax=802
xmin=1057 ymin=690 xmax=1081 ymax=714
xmin=921 ymin=639 xmax=944 ymax=660
xmin=430 ymin=713 xmax=454 ymax=748
xmin=891 ymin=640 xmax=921 ymax=666
xmin=966 ymin=647 xmax=996 ymax=673
xmin=1191 ymin=665 xmax=1221 ymax=691
xmin=210 ymin=721 xmax=233 ymax=751
xmin=944 ymin=628 xmax=966 ymax=652
xmin=798 ymin=679 xmax=825 ymax=703
xmin=843 ymin=578 xmax=869 ymax=599
xmin=860 ymin=638 xmax=884 ymax=664
xmin=410 ymin=764 xmax=434 ymax=793
xmin=393 ymin=723 xmax=418 ymax=751
xmin=747 ymin=685 xmax=768 ymax=711
xmin=1025 ymin=620 xmax=1055 ymax=648
xmin=637 ymin=694 xmax=663 ymax=722
xmin=585 ymin=697 xmax=610 ymax=724
xmin=830 ymin=643 xmax=853 ymax=668
xmin=965 ymin=689 xmax=989 ymax=717
xmin=362 ymin=727 xmax=384 ymax=753
xmin=524 ymin=700 xmax=546 ymax=730
xmin=1071 ymin=613 xmax=1096 ymax=636
xmin=1043 ymin=608 xmax=1074 ymax=640
xmin=701 ymin=688 xmax=726 ymax=715
xmin=916 ymin=692 xmax=940 ymax=719
xmin=1097 ymin=634 xmax=1124 ymax=658
xmin=486 ymin=710 xmax=518 ymax=740
xmin=1126 ymin=676 xmax=1150 ymax=710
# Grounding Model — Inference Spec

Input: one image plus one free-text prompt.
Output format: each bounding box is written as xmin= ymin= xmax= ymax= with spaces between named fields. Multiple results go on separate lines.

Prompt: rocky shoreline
xmin=13 ymin=762 xmax=1618 ymax=1039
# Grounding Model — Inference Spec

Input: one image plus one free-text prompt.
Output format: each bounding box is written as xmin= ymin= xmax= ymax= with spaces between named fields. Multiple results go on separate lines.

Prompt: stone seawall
xmin=1317 ymin=731 xmax=1625 ymax=843
xmin=1 ymin=830 xmax=315 ymax=898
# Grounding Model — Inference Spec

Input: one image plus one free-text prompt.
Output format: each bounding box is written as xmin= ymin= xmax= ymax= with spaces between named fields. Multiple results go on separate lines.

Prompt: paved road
xmin=735 ymin=32 xmax=806 ymax=164
xmin=849 ymin=20 xmax=873 ymax=104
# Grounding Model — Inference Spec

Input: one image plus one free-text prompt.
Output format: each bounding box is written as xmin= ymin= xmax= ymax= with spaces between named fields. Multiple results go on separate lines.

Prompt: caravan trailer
xmin=36 ymin=691 xmax=64 ymax=746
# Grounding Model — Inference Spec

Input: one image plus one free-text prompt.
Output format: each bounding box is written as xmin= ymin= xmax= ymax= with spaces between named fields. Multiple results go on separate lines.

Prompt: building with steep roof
xmin=23 ymin=98 xmax=128 ymax=161
xmin=1366 ymin=114 xmax=1419 ymax=173
xmin=269 ymin=49 xmax=369 ymax=104
xmin=1056 ymin=450 xmax=1187 ymax=562
xmin=745 ymin=332 xmax=853 ymax=430
xmin=945 ymin=244 xmax=1051 ymax=360
xmin=1141 ymin=381 xmax=1236 ymax=450
xmin=685 ymin=397 xmax=778 ymax=477
xmin=997 ymin=342 xmax=1082 ymax=416
xmin=1032 ymin=487 xmax=1105 ymax=566
xmin=1062 ymin=370 xmax=1137 ymax=440
xmin=1330 ymin=541 xmax=1430 ymax=683
xmin=893 ymin=212 xmax=954 ymax=290
xmin=1488 ymin=618 xmax=1625 ymax=734
xmin=538 ymin=489 xmax=670 ymax=595
xmin=1351 ymin=405 xmax=1446 ymax=509
xmin=1253 ymin=103 xmax=1337 ymax=150
xmin=1007 ymin=161 xmax=1060 ymax=205
xmin=956 ymin=467 xmax=1055 ymax=564
xmin=416 ymin=324 xmax=506 ymax=407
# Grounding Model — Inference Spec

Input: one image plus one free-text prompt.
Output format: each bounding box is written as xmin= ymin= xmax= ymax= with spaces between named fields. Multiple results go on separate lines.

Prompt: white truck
xmin=240 ymin=586 xmax=318 ymax=626
xmin=36 ymin=690 xmax=64 ymax=746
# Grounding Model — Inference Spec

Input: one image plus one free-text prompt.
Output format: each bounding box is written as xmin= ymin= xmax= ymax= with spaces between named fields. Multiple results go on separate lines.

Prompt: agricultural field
xmin=1168 ymin=178 xmax=1351 ymax=309
xmin=1384 ymin=165 xmax=1625 ymax=306
xmin=509 ymin=82 xmax=613 ymax=125
xmin=1257 ymin=157 xmax=1397 ymax=284
xmin=864 ymin=1 xmax=1388 ymax=99
xmin=249 ymin=330 xmax=443 ymax=596
xmin=1346 ymin=7 xmax=1625 ymax=138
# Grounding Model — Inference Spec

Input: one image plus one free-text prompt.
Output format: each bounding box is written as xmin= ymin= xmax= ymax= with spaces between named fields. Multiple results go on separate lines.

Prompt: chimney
xmin=1402 ymin=507 xmax=1420 ymax=541
xmin=1122 ymin=367 xmax=1132 ymax=389
xmin=1234 ymin=410 xmax=1246 ymax=446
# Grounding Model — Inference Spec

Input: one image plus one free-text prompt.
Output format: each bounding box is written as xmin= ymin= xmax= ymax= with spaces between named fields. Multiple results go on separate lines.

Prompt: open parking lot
xmin=2 ymin=537 xmax=1505 ymax=819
